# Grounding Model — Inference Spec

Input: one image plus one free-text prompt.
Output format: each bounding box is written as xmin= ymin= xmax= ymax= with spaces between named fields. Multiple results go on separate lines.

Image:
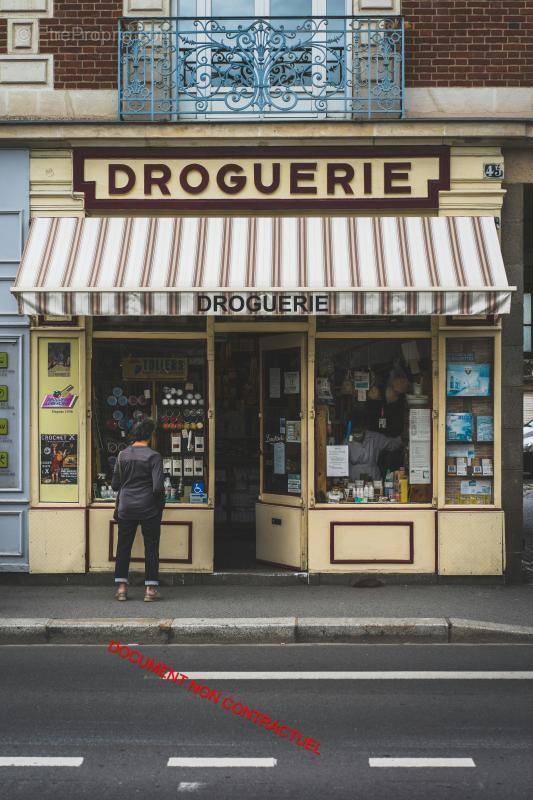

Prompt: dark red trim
xmin=73 ymin=146 xmax=450 ymax=213
xmin=108 ymin=520 xmax=193 ymax=564
xmin=329 ymin=520 xmax=414 ymax=565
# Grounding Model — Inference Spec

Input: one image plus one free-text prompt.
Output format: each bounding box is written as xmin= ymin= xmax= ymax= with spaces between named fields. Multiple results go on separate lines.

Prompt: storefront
xmin=11 ymin=144 xmax=515 ymax=577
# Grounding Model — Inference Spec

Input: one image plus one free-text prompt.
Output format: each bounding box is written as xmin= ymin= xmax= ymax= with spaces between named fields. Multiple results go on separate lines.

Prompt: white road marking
xmin=165 ymin=671 xmax=533 ymax=681
xmin=168 ymin=758 xmax=277 ymax=768
xmin=0 ymin=757 xmax=83 ymax=767
xmin=178 ymin=782 xmax=206 ymax=792
xmin=369 ymin=758 xmax=476 ymax=768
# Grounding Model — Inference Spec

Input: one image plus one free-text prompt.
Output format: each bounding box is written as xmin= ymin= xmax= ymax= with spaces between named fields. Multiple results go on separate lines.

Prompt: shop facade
xmin=13 ymin=141 xmax=515 ymax=578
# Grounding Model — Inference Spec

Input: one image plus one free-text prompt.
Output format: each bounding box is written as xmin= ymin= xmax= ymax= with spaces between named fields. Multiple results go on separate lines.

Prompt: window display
xmin=315 ymin=338 xmax=432 ymax=504
xmin=92 ymin=341 xmax=208 ymax=504
xmin=445 ymin=338 xmax=494 ymax=505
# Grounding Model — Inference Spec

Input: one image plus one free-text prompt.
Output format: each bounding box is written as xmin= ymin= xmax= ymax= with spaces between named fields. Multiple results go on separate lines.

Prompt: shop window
xmin=445 ymin=337 xmax=494 ymax=506
xmin=315 ymin=338 xmax=432 ymax=504
xmin=92 ymin=340 xmax=208 ymax=505
xmin=262 ymin=348 xmax=302 ymax=495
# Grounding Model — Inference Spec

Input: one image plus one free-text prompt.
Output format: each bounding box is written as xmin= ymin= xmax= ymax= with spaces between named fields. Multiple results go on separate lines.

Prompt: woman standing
xmin=111 ymin=418 xmax=165 ymax=602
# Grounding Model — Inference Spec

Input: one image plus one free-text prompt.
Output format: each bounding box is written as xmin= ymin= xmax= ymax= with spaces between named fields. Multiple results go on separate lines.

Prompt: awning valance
xmin=12 ymin=216 xmax=513 ymax=316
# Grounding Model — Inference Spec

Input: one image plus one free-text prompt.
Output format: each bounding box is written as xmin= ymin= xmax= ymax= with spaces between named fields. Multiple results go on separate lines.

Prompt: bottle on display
xmin=164 ymin=473 xmax=172 ymax=500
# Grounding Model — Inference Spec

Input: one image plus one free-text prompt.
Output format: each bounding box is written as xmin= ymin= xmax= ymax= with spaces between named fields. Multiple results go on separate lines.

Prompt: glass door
xmin=172 ymin=0 xmax=348 ymax=118
xmin=257 ymin=334 xmax=307 ymax=569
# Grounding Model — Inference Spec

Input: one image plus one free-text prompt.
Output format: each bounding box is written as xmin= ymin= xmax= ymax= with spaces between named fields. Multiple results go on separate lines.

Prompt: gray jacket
xmin=111 ymin=445 xmax=165 ymax=520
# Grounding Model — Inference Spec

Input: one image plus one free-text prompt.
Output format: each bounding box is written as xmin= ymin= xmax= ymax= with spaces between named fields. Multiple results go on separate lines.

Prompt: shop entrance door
xmin=256 ymin=334 xmax=307 ymax=570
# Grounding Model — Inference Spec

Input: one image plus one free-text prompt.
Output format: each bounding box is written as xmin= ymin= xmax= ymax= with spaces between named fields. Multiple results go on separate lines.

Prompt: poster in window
xmin=286 ymin=420 xmax=301 ymax=443
xmin=273 ymin=442 xmax=285 ymax=475
xmin=446 ymin=413 xmax=473 ymax=442
xmin=409 ymin=408 xmax=431 ymax=485
xmin=269 ymin=368 xmax=281 ymax=399
xmin=40 ymin=434 xmax=78 ymax=485
xmin=460 ymin=479 xmax=492 ymax=497
xmin=476 ymin=416 xmax=494 ymax=442
xmin=284 ymin=371 xmax=300 ymax=395
xmin=326 ymin=445 xmax=349 ymax=477
xmin=287 ymin=474 xmax=301 ymax=493
xmin=446 ymin=363 xmax=490 ymax=397
xmin=122 ymin=356 xmax=187 ymax=381
xmin=47 ymin=342 xmax=71 ymax=377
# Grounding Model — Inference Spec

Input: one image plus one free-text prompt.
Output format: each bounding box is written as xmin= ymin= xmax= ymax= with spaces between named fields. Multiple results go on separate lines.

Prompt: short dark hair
xmin=131 ymin=417 xmax=155 ymax=443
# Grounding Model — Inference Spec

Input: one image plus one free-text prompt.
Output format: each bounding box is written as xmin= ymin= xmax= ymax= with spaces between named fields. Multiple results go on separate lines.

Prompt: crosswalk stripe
xmin=168 ymin=758 xmax=277 ymax=768
xmin=0 ymin=757 xmax=83 ymax=767
xmin=178 ymin=782 xmax=205 ymax=792
xmin=162 ymin=671 xmax=533 ymax=680
xmin=369 ymin=758 xmax=476 ymax=768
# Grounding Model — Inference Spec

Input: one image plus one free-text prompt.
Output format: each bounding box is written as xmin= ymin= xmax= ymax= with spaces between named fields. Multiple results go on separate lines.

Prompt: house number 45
xmin=484 ymin=163 xmax=504 ymax=179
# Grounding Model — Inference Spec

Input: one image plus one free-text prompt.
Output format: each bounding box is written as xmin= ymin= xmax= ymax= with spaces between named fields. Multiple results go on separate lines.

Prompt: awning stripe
xmin=12 ymin=216 xmax=513 ymax=316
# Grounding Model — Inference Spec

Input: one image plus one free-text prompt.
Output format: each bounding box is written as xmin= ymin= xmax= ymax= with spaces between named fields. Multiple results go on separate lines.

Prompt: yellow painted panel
xmin=255 ymin=503 xmax=302 ymax=569
xmin=88 ymin=506 xmax=214 ymax=572
xmin=332 ymin=523 xmax=412 ymax=563
xmin=308 ymin=509 xmax=436 ymax=573
xmin=38 ymin=336 xmax=80 ymax=503
xmin=29 ymin=508 xmax=85 ymax=573
xmin=109 ymin=521 xmax=191 ymax=561
xmin=438 ymin=510 xmax=504 ymax=576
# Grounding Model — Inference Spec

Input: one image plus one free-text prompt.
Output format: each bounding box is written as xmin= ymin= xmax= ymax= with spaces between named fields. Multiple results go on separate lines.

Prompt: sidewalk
xmin=1 ymin=583 xmax=532 ymax=644
xmin=1 ymin=583 xmax=532 ymax=624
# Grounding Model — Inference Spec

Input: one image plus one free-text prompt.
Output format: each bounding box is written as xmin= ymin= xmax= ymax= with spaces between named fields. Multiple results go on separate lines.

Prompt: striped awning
xmin=12 ymin=216 xmax=513 ymax=316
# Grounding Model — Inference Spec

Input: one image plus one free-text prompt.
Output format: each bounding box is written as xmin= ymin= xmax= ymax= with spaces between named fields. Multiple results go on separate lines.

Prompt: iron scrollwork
xmin=119 ymin=15 xmax=404 ymax=119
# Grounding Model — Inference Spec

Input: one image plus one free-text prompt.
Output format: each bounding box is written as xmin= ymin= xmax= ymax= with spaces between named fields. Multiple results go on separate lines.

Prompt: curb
xmin=1 ymin=617 xmax=533 ymax=644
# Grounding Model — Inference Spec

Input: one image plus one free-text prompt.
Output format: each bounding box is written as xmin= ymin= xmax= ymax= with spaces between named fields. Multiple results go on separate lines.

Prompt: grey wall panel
xmin=0 ymin=150 xmax=30 ymax=571
xmin=0 ymin=278 xmax=21 ymax=317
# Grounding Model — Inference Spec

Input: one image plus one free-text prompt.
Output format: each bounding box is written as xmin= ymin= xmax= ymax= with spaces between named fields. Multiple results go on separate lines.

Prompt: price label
xmin=0 ymin=451 xmax=8 ymax=469
xmin=483 ymin=163 xmax=504 ymax=179
xmin=0 ymin=352 xmax=7 ymax=369
xmin=0 ymin=419 xmax=7 ymax=436
xmin=0 ymin=386 xmax=7 ymax=403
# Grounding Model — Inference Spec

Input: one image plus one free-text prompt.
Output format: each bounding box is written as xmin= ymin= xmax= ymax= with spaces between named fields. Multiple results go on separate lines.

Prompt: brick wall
xmin=39 ymin=0 xmax=121 ymax=90
xmin=403 ymin=0 xmax=533 ymax=87
xmin=0 ymin=0 xmax=531 ymax=90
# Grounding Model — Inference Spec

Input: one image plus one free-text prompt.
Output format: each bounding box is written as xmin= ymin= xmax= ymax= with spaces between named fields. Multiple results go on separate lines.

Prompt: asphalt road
xmin=1 ymin=644 xmax=533 ymax=800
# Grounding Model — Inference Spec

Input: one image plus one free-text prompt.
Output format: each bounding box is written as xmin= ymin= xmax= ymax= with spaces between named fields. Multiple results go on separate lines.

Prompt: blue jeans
xmin=114 ymin=514 xmax=161 ymax=586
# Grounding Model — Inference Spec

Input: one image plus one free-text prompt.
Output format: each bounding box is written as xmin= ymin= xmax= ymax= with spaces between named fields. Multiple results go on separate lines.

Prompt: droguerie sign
xmin=73 ymin=147 xmax=450 ymax=211
xmin=197 ymin=294 xmax=329 ymax=314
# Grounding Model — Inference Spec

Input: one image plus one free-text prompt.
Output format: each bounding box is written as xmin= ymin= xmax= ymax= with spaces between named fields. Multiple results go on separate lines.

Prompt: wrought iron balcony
xmin=118 ymin=15 xmax=404 ymax=121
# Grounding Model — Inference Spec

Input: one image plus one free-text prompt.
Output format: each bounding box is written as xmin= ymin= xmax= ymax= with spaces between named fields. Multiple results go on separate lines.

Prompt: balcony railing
xmin=118 ymin=15 xmax=404 ymax=121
